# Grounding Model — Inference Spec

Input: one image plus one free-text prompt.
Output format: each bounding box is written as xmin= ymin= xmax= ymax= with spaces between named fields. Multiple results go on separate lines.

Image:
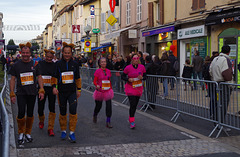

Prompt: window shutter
xmin=159 ymin=0 xmax=164 ymax=25
xmin=199 ymin=0 xmax=205 ymax=9
xmin=148 ymin=2 xmax=153 ymax=27
xmin=101 ymin=13 xmax=106 ymax=33
xmin=192 ymin=0 xmax=198 ymax=10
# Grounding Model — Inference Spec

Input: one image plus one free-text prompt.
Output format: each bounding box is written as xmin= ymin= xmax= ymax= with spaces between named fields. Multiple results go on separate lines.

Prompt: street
xmin=8 ymin=88 xmax=240 ymax=157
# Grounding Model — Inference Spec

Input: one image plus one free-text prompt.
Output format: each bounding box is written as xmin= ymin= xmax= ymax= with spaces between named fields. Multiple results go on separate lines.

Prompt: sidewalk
xmin=7 ymin=88 xmax=240 ymax=157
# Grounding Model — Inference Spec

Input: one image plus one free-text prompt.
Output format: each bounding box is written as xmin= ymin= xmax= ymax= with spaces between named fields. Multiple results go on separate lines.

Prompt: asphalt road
xmin=12 ymin=90 xmax=191 ymax=149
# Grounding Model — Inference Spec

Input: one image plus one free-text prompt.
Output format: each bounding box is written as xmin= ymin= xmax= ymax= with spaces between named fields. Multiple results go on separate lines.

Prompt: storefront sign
xmin=128 ymin=29 xmax=137 ymax=38
xmin=190 ymin=37 xmax=207 ymax=59
xmin=205 ymin=8 xmax=240 ymax=26
xmin=178 ymin=25 xmax=206 ymax=40
xmin=142 ymin=26 xmax=175 ymax=37
xmin=90 ymin=5 xmax=95 ymax=18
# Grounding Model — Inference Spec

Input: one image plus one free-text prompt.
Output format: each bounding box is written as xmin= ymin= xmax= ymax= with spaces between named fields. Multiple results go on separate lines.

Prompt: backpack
xmin=173 ymin=60 xmax=179 ymax=72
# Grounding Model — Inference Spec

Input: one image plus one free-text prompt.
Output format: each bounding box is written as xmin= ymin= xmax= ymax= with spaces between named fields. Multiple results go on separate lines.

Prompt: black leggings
xmin=58 ymin=92 xmax=77 ymax=115
xmin=17 ymin=95 xmax=36 ymax=119
xmin=94 ymin=100 xmax=112 ymax=117
xmin=128 ymin=96 xmax=140 ymax=117
xmin=38 ymin=89 xmax=56 ymax=116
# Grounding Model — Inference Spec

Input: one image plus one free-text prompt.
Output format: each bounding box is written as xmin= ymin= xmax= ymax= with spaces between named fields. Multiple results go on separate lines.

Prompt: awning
xmin=205 ymin=8 xmax=240 ymax=26
xmin=104 ymin=25 xmax=136 ymax=40
xmin=91 ymin=44 xmax=112 ymax=51
xmin=142 ymin=25 xmax=175 ymax=37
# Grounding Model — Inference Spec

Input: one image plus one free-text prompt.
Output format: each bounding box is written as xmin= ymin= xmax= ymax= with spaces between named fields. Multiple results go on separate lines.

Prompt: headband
xmin=19 ymin=42 xmax=32 ymax=49
xmin=62 ymin=42 xmax=75 ymax=48
xmin=44 ymin=49 xmax=55 ymax=54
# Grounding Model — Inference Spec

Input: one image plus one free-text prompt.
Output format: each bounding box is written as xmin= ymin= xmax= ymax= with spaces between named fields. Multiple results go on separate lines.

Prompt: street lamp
xmin=84 ymin=25 xmax=92 ymax=39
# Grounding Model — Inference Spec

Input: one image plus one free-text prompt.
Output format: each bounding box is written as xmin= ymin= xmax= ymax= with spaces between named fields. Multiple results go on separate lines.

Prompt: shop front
xmin=143 ymin=25 xmax=177 ymax=58
xmin=177 ymin=25 xmax=208 ymax=76
xmin=205 ymin=8 xmax=240 ymax=83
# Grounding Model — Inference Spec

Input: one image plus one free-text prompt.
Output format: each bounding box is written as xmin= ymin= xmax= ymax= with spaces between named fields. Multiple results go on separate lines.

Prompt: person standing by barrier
xmin=168 ymin=51 xmax=177 ymax=90
xmin=114 ymin=56 xmax=125 ymax=92
xmin=202 ymin=56 xmax=211 ymax=97
xmin=52 ymin=42 xmax=81 ymax=143
xmin=192 ymin=51 xmax=204 ymax=90
xmin=93 ymin=57 xmax=114 ymax=128
xmin=121 ymin=54 xmax=146 ymax=129
xmin=10 ymin=42 xmax=45 ymax=145
xmin=37 ymin=49 xmax=56 ymax=136
xmin=182 ymin=59 xmax=193 ymax=91
xmin=145 ymin=55 xmax=160 ymax=109
xmin=209 ymin=45 xmax=233 ymax=123
xmin=160 ymin=53 xmax=171 ymax=98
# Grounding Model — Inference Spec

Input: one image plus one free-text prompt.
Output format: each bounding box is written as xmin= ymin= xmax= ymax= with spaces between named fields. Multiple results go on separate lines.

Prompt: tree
xmin=8 ymin=39 xmax=16 ymax=45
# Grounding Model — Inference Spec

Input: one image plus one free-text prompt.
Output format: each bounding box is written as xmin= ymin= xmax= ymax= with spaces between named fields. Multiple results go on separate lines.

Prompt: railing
xmin=80 ymin=67 xmax=240 ymax=138
xmin=0 ymin=66 xmax=9 ymax=157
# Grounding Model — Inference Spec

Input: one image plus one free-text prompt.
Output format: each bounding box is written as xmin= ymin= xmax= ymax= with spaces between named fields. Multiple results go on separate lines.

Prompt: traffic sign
xmin=106 ymin=15 xmax=117 ymax=26
xmin=84 ymin=39 xmax=91 ymax=52
xmin=92 ymin=28 xmax=100 ymax=34
xmin=72 ymin=25 xmax=80 ymax=33
xmin=109 ymin=0 xmax=116 ymax=13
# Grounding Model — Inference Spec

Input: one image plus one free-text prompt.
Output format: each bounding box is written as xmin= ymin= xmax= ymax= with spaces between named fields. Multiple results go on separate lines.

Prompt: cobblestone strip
xmin=17 ymin=139 xmax=230 ymax=157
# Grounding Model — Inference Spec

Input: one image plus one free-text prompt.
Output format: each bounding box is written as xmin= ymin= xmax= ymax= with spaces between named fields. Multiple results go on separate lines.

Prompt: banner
xmin=55 ymin=40 xmax=62 ymax=51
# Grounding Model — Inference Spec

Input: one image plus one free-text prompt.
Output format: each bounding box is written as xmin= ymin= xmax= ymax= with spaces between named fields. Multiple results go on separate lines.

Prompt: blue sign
xmin=90 ymin=5 xmax=95 ymax=18
xmin=142 ymin=26 xmax=175 ymax=37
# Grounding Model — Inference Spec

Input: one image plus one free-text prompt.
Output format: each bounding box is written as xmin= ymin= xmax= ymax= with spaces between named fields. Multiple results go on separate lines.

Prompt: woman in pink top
xmin=121 ymin=54 xmax=146 ymax=129
xmin=93 ymin=57 xmax=114 ymax=128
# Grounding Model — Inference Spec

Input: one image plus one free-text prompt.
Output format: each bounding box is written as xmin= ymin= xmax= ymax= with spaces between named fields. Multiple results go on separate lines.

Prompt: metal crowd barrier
xmin=80 ymin=67 xmax=240 ymax=138
xmin=0 ymin=66 xmax=9 ymax=157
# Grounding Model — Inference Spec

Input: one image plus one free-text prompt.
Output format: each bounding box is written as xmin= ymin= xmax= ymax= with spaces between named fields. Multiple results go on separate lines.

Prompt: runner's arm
xmin=10 ymin=75 xmax=16 ymax=96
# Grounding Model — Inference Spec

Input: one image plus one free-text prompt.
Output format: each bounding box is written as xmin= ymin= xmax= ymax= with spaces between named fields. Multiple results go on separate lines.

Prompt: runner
xmin=93 ymin=57 xmax=114 ymax=128
xmin=37 ymin=49 xmax=56 ymax=136
xmin=52 ymin=42 xmax=81 ymax=143
xmin=10 ymin=42 xmax=44 ymax=146
xmin=121 ymin=54 xmax=146 ymax=129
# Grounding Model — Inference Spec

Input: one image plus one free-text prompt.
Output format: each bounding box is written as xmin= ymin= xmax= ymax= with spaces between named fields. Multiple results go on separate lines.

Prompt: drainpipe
xmin=175 ymin=0 xmax=177 ymax=21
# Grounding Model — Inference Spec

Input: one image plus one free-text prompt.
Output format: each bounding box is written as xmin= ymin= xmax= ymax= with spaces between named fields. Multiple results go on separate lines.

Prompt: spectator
xmin=160 ymin=53 xmax=171 ymax=98
xmin=192 ymin=51 xmax=204 ymax=90
xmin=0 ymin=55 xmax=6 ymax=71
xmin=168 ymin=51 xmax=177 ymax=90
xmin=202 ymin=56 xmax=211 ymax=97
xmin=114 ymin=56 xmax=125 ymax=92
xmin=209 ymin=45 xmax=233 ymax=125
xmin=145 ymin=55 xmax=160 ymax=109
xmin=106 ymin=54 xmax=114 ymax=70
xmin=182 ymin=59 xmax=193 ymax=91
xmin=124 ymin=56 xmax=131 ymax=69
xmin=137 ymin=51 xmax=145 ymax=65
xmin=210 ymin=51 xmax=219 ymax=61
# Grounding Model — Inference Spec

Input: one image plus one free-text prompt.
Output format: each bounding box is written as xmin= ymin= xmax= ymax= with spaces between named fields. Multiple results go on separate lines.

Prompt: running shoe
xmin=130 ymin=122 xmax=136 ymax=129
xmin=106 ymin=122 xmax=113 ymax=128
xmin=68 ymin=133 xmax=76 ymax=143
xmin=18 ymin=133 xmax=25 ymax=145
xmin=61 ymin=131 xmax=67 ymax=140
xmin=39 ymin=122 xmax=44 ymax=129
xmin=48 ymin=129 xmax=55 ymax=136
xmin=25 ymin=134 xmax=33 ymax=143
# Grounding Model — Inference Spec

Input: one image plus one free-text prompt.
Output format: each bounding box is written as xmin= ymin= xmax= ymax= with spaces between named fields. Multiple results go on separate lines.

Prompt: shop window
xmin=192 ymin=0 xmax=205 ymax=11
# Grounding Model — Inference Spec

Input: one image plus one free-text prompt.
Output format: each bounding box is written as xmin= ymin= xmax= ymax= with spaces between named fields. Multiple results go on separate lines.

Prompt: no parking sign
xmin=84 ymin=40 xmax=91 ymax=52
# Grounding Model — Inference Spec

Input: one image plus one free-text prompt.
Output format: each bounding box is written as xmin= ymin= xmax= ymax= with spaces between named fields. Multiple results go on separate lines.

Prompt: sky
xmin=0 ymin=0 xmax=54 ymax=44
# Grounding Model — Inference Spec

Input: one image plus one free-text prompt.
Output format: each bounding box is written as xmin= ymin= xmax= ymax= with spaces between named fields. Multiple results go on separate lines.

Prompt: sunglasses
xmin=132 ymin=57 xmax=139 ymax=60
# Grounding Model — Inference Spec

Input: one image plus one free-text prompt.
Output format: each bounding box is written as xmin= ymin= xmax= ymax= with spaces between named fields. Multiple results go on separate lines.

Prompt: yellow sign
xmin=106 ymin=15 xmax=117 ymax=26
xmin=84 ymin=39 xmax=91 ymax=52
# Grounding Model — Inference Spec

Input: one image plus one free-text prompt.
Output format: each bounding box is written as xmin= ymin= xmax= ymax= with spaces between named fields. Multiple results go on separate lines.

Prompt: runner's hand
xmin=138 ymin=75 xmax=143 ymax=80
xmin=39 ymin=93 xmax=44 ymax=101
xmin=96 ymin=85 xmax=101 ymax=89
xmin=128 ymin=78 xmax=134 ymax=82
xmin=77 ymin=90 xmax=81 ymax=98
xmin=53 ymin=87 xmax=59 ymax=95
xmin=11 ymin=97 xmax=16 ymax=104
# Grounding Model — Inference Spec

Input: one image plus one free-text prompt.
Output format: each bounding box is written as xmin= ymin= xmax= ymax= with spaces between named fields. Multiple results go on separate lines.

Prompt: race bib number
xmin=102 ymin=80 xmax=110 ymax=90
xmin=132 ymin=78 xmax=142 ymax=88
xmin=20 ymin=72 xmax=34 ymax=86
xmin=62 ymin=71 xmax=74 ymax=84
xmin=42 ymin=75 xmax=52 ymax=86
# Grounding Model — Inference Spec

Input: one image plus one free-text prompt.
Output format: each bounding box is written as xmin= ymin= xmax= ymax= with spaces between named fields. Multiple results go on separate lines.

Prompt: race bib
xmin=42 ymin=75 xmax=52 ymax=87
xmin=102 ymin=80 xmax=110 ymax=90
xmin=20 ymin=72 xmax=34 ymax=86
xmin=132 ymin=78 xmax=142 ymax=88
xmin=62 ymin=71 xmax=74 ymax=84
